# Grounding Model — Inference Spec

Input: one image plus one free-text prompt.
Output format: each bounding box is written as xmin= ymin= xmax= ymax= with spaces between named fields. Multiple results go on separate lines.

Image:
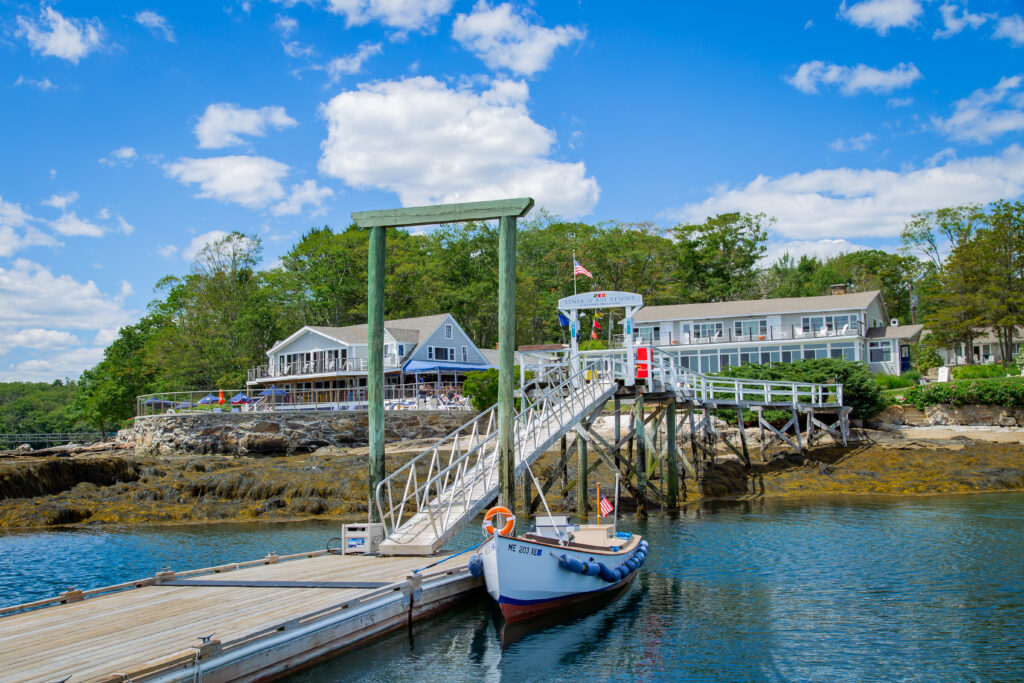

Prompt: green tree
xmin=671 ymin=212 xmax=769 ymax=302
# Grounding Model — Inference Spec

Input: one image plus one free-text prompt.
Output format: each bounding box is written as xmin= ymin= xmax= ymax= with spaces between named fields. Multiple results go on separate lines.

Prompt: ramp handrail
xmin=375 ymin=358 xmax=616 ymax=547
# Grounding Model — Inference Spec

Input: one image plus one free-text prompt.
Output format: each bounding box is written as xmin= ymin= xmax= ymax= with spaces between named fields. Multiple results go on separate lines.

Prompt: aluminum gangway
xmin=375 ymin=349 xmax=845 ymax=555
xmin=375 ymin=358 xmax=619 ymax=555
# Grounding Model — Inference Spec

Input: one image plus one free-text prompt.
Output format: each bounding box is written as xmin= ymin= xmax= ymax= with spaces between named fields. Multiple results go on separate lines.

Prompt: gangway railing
xmin=376 ymin=358 xmax=617 ymax=555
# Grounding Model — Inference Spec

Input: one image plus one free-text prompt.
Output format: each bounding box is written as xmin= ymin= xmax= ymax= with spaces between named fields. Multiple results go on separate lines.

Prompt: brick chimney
xmin=829 ymin=283 xmax=849 ymax=296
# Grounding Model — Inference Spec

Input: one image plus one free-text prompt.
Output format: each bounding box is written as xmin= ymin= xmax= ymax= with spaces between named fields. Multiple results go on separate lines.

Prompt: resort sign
xmin=558 ymin=291 xmax=643 ymax=310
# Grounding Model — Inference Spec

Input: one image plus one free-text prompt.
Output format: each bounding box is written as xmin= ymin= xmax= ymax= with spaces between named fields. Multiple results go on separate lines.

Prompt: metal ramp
xmin=376 ymin=360 xmax=618 ymax=556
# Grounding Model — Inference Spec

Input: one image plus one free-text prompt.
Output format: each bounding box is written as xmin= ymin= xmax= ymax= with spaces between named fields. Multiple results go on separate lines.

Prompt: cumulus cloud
xmin=933 ymin=2 xmax=989 ymax=39
xmin=15 ymin=7 xmax=104 ymax=63
xmin=166 ymin=156 xmax=290 ymax=208
xmin=665 ymin=145 xmax=1024 ymax=240
xmin=318 ymin=76 xmax=600 ymax=217
xmin=14 ymin=76 xmax=56 ymax=91
xmin=271 ymin=180 xmax=334 ymax=216
xmin=325 ymin=42 xmax=383 ymax=82
xmin=839 ymin=0 xmax=922 ymax=35
xmin=760 ymin=238 xmax=870 ymax=266
xmin=452 ymin=1 xmax=586 ymax=76
xmin=887 ymin=96 xmax=914 ymax=108
xmin=0 ymin=197 xmax=61 ymax=256
xmin=0 ymin=328 xmax=80 ymax=352
xmin=0 ymin=347 xmax=106 ymax=382
xmin=117 ymin=216 xmax=135 ymax=235
xmin=50 ymin=212 xmax=104 ymax=237
xmin=787 ymin=61 xmax=922 ymax=95
xmin=932 ymin=75 xmax=1024 ymax=143
xmin=135 ymin=10 xmax=175 ymax=42
xmin=182 ymin=231 xmax=228 ymax=261
xmin=41 ymin=191 xmax=79 ymax=210
xmin=830 ymin=132 xmax=876 ymax=151
xmin=325 ymin=0 xmax=453 ymax=31
xmin=994 ymin=15 xmax=1024 ymax=47
xmin=194 ymin=103 xmax=298 ymax=149
xmin=274 ymin=15 xmax=298 ymax=37
xmin=99 ymin=146 xmax=138 ymax=166
xmin=157 ymin=244 xmax=179 ymax=260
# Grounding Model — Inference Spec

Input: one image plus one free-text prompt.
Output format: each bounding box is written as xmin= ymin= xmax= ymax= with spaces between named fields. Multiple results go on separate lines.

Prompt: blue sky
xmin=2 ymin=0 xmax=1024 ymax=381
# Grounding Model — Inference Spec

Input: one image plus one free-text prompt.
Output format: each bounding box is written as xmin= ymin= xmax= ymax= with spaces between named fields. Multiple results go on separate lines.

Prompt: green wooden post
xmin=497 ymin=214 xmax=517 ymax=516
xmin=666 ymin=399 xmax=678 ymax=507
xmin=367 ymin=224 xmax=386 ymax=523
xmin=635 ymin=394 xmax=648 ymax=519
xmin=576 ymin=424 xmax=588 ymax=520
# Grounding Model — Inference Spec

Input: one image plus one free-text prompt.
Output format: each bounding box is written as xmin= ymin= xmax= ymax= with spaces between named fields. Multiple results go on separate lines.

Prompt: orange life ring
xmin=483 ymin=506 xmax=516 ymax=536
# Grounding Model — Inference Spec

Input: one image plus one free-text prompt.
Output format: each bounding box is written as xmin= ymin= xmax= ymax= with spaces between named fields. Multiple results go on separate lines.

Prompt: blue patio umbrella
xmin=197 ymin=394 xmax=219 ymax=404
xmin=143 ymin=397 xmax=175 ymax=407
xmin=258 ymin=386 xmax=289 ymax=397
xmin=230 ymin=393 xmax=251 ymax=404
xmin=177 ymin=401 xmax=194 ymax=409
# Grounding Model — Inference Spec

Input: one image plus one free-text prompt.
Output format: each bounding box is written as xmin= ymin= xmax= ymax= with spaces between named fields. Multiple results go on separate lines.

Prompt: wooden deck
xmin=0 ymin=550 xmax=482 ymax=682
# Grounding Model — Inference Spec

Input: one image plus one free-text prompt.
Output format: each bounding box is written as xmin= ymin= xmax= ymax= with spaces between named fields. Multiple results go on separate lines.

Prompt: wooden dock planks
xmin=0 ymin=552 xmax=482 ymax=682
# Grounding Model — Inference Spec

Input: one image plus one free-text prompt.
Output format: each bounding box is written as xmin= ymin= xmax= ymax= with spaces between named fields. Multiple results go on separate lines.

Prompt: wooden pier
xmin=0 ymin=550 xmax=481 ymax=682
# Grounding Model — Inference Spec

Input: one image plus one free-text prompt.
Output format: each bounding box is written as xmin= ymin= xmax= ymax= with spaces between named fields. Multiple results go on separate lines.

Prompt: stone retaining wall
xmin=118 ymin=410 xmax=479 ymax=455
xmin=925 ymin=404 xmax=1024 ymax=427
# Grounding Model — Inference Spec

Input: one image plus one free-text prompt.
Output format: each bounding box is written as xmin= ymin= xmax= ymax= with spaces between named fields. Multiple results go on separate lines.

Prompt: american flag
xmin=573 ymin=259 xmax=593 ymax=278
xmin=598 ymin=493 xmax=614 ymax=518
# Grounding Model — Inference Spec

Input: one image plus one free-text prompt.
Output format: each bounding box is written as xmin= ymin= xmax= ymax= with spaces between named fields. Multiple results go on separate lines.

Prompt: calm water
xmin=2 ymin=494 xmax=1023 ymax=681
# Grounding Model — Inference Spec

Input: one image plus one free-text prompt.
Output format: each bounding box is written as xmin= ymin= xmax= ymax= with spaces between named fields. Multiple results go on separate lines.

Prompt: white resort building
xmin=630 ymin=288 xmax=923 ymax=376
xmin=246 ymin=313 xmax=494 ymax=408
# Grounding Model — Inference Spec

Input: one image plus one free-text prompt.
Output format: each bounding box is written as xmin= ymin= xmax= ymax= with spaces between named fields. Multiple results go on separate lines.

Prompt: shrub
xmin=461 ymin=369 xmax=499 ymax=411
xmin=905 ymin=377 xmax=1024 ymax=408
xmin=875 ymin=373 xmax=915 ymax=390
xmin=717 ymin=358 xmax=885 ymax=420
xmin=951 ymin=364 xmax=1011 ymax=380
xmin=901 ymin=370 xmax=922 ymax=383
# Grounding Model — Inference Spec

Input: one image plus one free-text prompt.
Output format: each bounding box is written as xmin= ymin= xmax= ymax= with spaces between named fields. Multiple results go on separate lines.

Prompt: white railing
xmin=376 ymin=360 xmax=617 ymax=552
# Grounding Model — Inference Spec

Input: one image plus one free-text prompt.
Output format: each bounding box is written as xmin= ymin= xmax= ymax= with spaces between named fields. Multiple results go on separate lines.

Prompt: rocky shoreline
xmin=0 ymin=426 xmax=1022 ymax=530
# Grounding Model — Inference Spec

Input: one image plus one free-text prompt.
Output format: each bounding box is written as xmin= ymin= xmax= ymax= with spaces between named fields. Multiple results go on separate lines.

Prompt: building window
xmin=637 ymin=325 xmax=660 ymax=343
xmin=869 ymin=340 xmax=892 ymax=362
xmin=694 ymin=322 xmax=723 ymax=339
xmin=733 ymin=320 xmax=767 ymax=338
xmin=719 ymin=348 xmax=738 ymax=369
xmin=428 ymin=346 xmax=434 ymax=360
xmin=445 ymin=324 xmax=453 ymax=339
xmin=397 ymin=345 xmax=404 ymax=357
xmin=803 ymin=314 xmax=856 ymax=333
xmin=830 ymin=342 xmax=856 ymax=361
xmin=462 ymin=346 xmax=468 ymax=362
xmin=803 ymin=343 xmax=827 ymax=360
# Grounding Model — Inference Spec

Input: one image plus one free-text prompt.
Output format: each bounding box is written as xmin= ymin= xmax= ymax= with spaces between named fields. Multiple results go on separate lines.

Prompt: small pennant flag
xmin=592 ymin=319 xmax=602 ymax=330
xmin=557 ymin=312 xmax=570 ymax=327
xmin=218 ymin=390 xmax=225 ymax=405
xmin=573 ymin=259 xmax=593 ymax=278
xmin=599 ymin=493 xmax=614 ymax=518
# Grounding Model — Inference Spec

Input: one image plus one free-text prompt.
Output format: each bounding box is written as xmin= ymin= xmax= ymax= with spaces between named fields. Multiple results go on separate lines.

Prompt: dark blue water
xmin=2 ymin=494 xmax=1023 ymax=681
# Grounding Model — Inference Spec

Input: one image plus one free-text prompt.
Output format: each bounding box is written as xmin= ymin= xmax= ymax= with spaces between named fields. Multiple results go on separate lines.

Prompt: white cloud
xmin=50 ymin=212 xmax=104 ymax=237
xmin=830 ymin=132 xmax=876 ymax=151
xmin=933 ymin=2 xmax=989 ymax=39
xmin=183 ymin=231 xmax=228 ymax=261
xmin=804 ymin=19 xmax=814 ymax=29
xmin=887 ymin=96 xmax=914 ymax=107
xmin=0 ymin=197 xmax=33 ymax=229
xmin=994 ymin=15 xmax=1024 ymax=46
xmin=283 ymin=41 xmax=316 ymax=58
xmin=318 ymin=76 xmax=600 ymax=217
xmin=787 ymin=61 xmax=922 ymax=95
xmin=839 ymin=0 xmax=922 ymax=35
xmin=157 ymin=244 xmax=179 ymax=260
xmin=665 ymin=145 xmax=1024 ymax=240
xmin=274 ymin=15 xmax=298 ymax=37
xmin=194 ymin=103 xmax=298 ymax=148
xmin=271 ymin=180 xmax=335 ymax=216
xmin=452 ymin=1 xmax=586 ymax=76
xmin=135 ymin=10 xmax=175 ymax=42
xmin=761 ymin=238 xmax=870 ymax=266
xmin=99 ymin=146 xmax=138 ymax=166
xmin=49 ymin=169 xmax=57 ymax=179
xmin=117 ymin=216 xmax=135 ymax=235
xmin=932 ymin=75 xmax=1024 ymax=143
xmin=92 ymin=328 xmax=120 ymax=346
xmin=166 ymin=156 xmax=290 ymax=208
xmin=14 ymin=76 xmax=56 ymax=91
xmin=0 ymin=347 xmax=106 ymax=382
xmin=97 ymin=208 xmax=111 ymax=220
xmin=324 ymin=0 xmax=453 ymax=31
xmin=0 ymin=198 xmax=61 ymax=257
xmin=325 ymin=42 xmax=383 ymax=82
xmin=15 ymin=7 xmax=104 ymax=64
xmin=41 ymin=191 xmax=79 ymax=210
xmin=0 ymin=328 xmax=80 ymax=352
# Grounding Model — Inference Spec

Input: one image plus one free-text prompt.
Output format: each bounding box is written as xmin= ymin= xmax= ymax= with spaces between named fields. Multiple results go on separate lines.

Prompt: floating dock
xmin=0 ymin=550 xmax=481 ymax=682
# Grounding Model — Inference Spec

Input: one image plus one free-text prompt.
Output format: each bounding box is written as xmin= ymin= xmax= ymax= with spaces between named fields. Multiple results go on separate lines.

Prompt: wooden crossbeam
xmin=758 ymin=413 xmax=799 ymax=452
xmin=577 ymin=426 xmax=663 ymax=502
xmin=352 ymin=198 xmax=534 ymax=228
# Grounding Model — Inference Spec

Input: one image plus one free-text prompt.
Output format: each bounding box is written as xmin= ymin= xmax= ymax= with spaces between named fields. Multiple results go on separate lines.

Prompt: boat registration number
xmin=506 ymin=542 xmax=542 ymax=556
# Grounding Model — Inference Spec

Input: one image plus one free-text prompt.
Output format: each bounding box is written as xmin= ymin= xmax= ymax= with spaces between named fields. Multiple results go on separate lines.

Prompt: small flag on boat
xmin=573 ymin=259 xmax=593 ymax=279
xmin=599 ymin=493 xmax=614 ymax=518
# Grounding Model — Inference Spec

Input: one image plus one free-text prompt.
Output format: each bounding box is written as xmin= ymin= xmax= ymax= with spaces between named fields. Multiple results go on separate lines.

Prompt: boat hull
xmin=479 ymin=533 xmax=643 ymax=623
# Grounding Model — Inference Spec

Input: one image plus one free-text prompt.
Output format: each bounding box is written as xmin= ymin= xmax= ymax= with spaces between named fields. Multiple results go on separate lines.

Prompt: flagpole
xmin=596 ymin=482 xmax=601 ymax=520
xmin=613 ymin=473 xmax=620 ymax=532
xmin=572 ymin=249 xmax=577 ymax=295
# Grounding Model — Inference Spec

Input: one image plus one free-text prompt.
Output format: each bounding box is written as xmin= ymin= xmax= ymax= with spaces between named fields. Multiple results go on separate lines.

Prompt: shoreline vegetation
xmin=1 ymin=425 xmax=1021 ymax=531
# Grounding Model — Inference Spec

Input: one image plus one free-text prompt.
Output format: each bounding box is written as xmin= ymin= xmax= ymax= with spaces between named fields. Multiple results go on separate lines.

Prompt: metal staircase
xmin=375 ymin=358 xmax=618 ymax=556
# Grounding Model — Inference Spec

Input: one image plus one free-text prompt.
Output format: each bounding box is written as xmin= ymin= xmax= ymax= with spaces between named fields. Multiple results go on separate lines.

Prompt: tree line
xmin=45 ymin=201 xmax=1015 ymax=431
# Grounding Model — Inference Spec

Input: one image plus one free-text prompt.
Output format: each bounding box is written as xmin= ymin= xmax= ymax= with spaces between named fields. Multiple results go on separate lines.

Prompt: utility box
xmin=342 ymin=523 xmax=384 ymax=555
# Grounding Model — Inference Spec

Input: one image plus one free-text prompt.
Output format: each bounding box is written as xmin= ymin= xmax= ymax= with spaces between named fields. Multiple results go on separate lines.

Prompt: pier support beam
xmin=367 ymin=224 xmax=386 ymax=522
xmin=577 ymin=422 xmax=589 ymax=520
xmin=635 ymin=394 xmax=648 ymax=519
xmin=666 ymin=399 xmax=678 ymax=507
xmin=497 ymin=214 xmax=517 ymax=515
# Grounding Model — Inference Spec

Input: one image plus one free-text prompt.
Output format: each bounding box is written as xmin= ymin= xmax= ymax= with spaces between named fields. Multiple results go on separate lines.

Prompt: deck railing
xmin=136 ymin=383 xmax=469 ymax=417
xmin=0 ymin=432 xmax=116 ymax=448
xmin=247 ymin=356 xmax=401 ymax=382
xmin=608 ymin=320 xmax=866 ymax=349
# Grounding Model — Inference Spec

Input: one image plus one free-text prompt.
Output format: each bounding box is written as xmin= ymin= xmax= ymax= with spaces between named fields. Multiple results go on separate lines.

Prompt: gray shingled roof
xmin=865 ymin=324 xmax=924 ymax=340
xmin=634 ymin=290 xmax=881 ymax=322
xmin=307 ymin=314 xmax=451 ymax=346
